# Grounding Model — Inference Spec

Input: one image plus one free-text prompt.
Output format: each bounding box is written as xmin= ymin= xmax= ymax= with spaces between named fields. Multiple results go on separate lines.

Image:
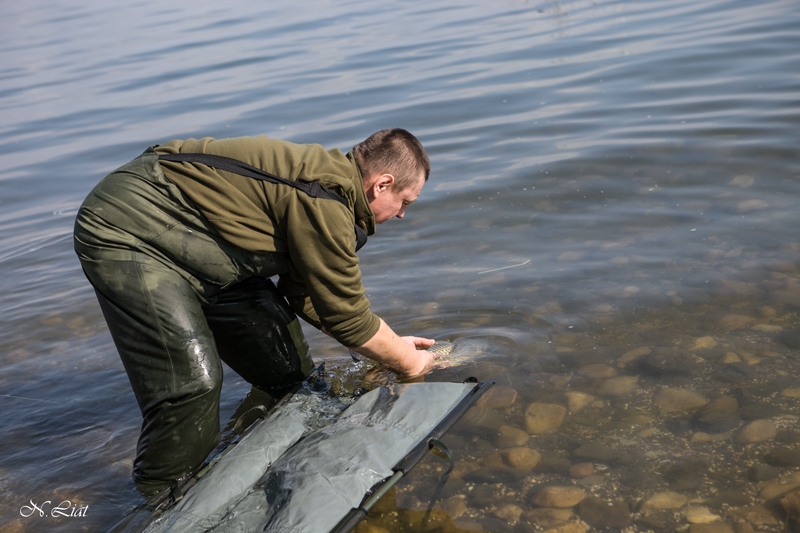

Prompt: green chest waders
xmin=74 ymin=149 xmax=358 ymax=495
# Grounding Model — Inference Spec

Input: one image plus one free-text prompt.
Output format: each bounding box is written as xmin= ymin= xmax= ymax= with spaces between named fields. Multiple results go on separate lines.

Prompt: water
xmin=1 ymin=0 xmax=799 ymax=530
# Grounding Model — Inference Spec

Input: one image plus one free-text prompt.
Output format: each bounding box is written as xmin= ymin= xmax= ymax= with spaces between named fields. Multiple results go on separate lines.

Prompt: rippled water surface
xmin=2 ymin=0 xmax=799 ymax=531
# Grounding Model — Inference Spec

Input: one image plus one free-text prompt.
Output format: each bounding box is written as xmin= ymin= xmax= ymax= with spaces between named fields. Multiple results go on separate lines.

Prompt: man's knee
xmin=176 ymin=363 xmax=223 ymax=403
xmin=205 ymin=279 xmax=312 ymax=390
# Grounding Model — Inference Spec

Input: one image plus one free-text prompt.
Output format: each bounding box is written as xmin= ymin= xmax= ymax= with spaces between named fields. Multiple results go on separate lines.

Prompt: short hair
xmin=353 ymin=129 xmax=430 ymax=191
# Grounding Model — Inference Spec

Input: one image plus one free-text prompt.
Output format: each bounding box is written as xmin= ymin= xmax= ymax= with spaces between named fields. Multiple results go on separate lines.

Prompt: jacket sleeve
xmin=275 ymin=191 xmax=380 ymax=348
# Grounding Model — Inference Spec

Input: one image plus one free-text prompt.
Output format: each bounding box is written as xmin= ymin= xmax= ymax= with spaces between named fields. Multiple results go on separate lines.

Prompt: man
xmin=74 ymin=128 xmax=439 ymax=496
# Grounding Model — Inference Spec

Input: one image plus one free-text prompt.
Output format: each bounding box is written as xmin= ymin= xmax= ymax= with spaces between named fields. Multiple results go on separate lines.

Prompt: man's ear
xmin=373 ymin=173 xmax=395 ymax=194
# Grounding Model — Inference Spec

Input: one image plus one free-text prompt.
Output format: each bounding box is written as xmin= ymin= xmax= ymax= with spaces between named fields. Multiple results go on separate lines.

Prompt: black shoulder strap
xmin=158 ymin=152 xmax=368 ymax=251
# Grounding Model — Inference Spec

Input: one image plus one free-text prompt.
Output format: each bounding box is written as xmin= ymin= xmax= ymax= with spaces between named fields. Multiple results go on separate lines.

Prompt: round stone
xmin=759 ymin=472 xmax=800 ymax=500
xmin=577 ymin=496 xmax=631 ymax=529
xmin=720 ymin=314 xmax=756 ymax=331
xmin=477 ymin=385 xmax=518 ymax=409
xmin=763 ymin=447 xmax=800 ymax=467
xmin=531 ymin=485 xmax=587 ymax=508
xmin=737 ymin=419 xmax=777 ymax=444
xmin=683 ymin=506 xmax=721 ymax=524
xmin=616 ymin=346 xmax=651 ymax=367
xmin=495 ymin=425 xmax=530 ymax=448
xmin=565 ymin=391 xmax=596 ymax=413
xmin=640 ymin=491 xmax=688 ymax=516
xmin=525 ymin=403 xmax=567 ymax=434
xmin=750 ymin=464 xmax=780 ymax=481
xmin=501 ymin=447 xmax=542 ymax=470
xmin=781 ymin=490 xmax=800 ymax=520
xmin=692 ymin=336 xmax=718 ymax=350
xmin=653 ymin=388 xmax=708 ymax=415
xmin=569 ymin=462 xmax=594 ymax=478
xmin=598 ymin=376 xmax=639 ymax=397
xmin=493 ymin=503 xmax=524 ymax=525
xmin=524 ymin=508 xmax=575 ymax=529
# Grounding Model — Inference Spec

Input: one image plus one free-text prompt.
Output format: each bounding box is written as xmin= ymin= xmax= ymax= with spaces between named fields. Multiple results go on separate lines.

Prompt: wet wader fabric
xmin=74 ymin=149 xmax=313 ymax=494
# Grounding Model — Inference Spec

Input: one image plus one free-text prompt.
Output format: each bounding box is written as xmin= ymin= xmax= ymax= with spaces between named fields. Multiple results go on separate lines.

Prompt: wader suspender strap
xmin=157 ymin=152 xmax=368 ymax=252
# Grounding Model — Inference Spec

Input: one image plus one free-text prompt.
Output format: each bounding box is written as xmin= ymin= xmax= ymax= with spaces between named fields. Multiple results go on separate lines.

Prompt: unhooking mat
xmin=116 ymin=379 xmax=491 ymax=533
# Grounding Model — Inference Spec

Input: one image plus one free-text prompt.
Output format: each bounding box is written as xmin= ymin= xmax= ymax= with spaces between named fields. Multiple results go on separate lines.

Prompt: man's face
xmin=366 ymin=172 xmax=425 ymax=224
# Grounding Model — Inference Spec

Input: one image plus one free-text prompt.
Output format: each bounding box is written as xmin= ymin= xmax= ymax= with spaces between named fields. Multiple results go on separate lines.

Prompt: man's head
xmin=353 ymin=128 xmax=430 ymax=223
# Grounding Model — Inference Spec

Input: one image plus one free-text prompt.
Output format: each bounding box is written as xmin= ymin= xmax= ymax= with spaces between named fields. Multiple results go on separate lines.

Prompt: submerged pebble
xmin=762 ymin=447 xmax=800 ymax=467
xmin=531 ymin=485 xmax=587 ymax=508
xmin=616 ymin=346 xmax=652 ymax=367
xmin=598 ymin=375 xmax=638 ymax=397
xmin=781 ymin=490 xmax=800 ymax=522
xmin=493 ymin=503 xmax=524 ymax=525
xmin=683 ymin=506 xmax=722 ymax=524
xmin=476 ymin=385 xmax=517 ymax=409
xmin=525 ymin=403 xmax=567 ymax=434
xmin=524 ymin=508 xmax=575 ymax=528
xmin=692 ymin=336 xmax=718 ymax=350
xmin=577 ymin=496 xmax=631 ymax=529
xmin=491 ymin=447 xmax=541 ymax=470
xmin=495 ymin=425 xmax=530 ymax=448
xmin=654 ymin=388 xmax=708 ymax=415
xmin=640 ymin=491 xmax=688 ymax=515
xmin=568 ymin=462 xmax=594 ymax=478
xmin=729 ymin=505 xmax=780 ymax=527
xmin=720 ymin=314 xmax=757 ymax=331
xmin=565 ymin=391 xmax=595 ymax=413
xmin=759 ymin=472 xmax=800 ymax=501
xmin=736 ymin=419 xmax=777 ymax=443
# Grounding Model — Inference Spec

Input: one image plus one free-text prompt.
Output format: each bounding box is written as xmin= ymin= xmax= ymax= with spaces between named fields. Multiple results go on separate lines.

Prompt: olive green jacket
xmin=155 ymin=136 xmax=380 ymax=348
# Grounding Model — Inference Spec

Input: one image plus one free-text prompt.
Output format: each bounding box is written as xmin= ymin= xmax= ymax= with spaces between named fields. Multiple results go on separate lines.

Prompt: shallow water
xmin=1 ymin=0 xmax=799 ymax=531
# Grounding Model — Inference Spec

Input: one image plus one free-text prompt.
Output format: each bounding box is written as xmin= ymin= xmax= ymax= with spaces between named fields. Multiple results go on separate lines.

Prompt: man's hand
xmin=400 ymin=336 xmax=438 ymax=377
xmin=352 ymin=321 xmax=440 ymax=377
xmin=401 ymin=336 xmax=435 ymax=350
xmin=401 ymin=336 xmax=438 ymax=377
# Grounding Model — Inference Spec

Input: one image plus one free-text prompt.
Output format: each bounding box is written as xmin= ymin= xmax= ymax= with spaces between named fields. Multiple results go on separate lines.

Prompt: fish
xmin=349 ymin=338 xmax=492 ymax=370
xmin=428 ymin=338 xmax=491 ymax=367
xmin=428 ymin=341 xmax=456 ymax=356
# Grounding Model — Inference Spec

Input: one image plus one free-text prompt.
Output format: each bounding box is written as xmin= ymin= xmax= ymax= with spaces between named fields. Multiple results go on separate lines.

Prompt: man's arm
xmin=350 ymin=318 xmax=439 ymax=376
